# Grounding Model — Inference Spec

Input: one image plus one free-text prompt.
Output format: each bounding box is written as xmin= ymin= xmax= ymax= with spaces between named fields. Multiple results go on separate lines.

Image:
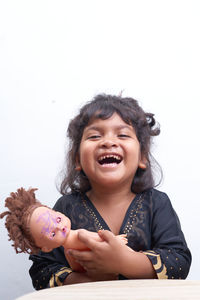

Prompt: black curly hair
xmin=59 ymin=94 xmax=162 ymax=194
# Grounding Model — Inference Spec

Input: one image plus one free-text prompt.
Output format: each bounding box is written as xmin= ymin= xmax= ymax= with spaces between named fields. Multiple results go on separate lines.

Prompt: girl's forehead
xmin=87 ymin=112 xmax=126 ymax=125
xmin=84 ymin=113 xmax=133 ymax=131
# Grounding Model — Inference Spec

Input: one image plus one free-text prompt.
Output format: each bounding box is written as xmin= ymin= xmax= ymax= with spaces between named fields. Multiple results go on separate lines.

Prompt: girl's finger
xmin=77 ymin=261 xmax=94 ymax=271
xmin=77 ymin=229 xmax=99 ymax=249
xmin=98 ymin=229 xmax=115 ymax=243
xmin=67 ymin=249 xmax=92 ymax=261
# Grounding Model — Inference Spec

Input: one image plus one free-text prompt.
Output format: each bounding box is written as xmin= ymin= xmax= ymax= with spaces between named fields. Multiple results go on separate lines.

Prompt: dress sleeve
xmin=143 ymin=192 xmax=191 ymax=279
xmin=29 ymin=246 xmax=72 ymax=290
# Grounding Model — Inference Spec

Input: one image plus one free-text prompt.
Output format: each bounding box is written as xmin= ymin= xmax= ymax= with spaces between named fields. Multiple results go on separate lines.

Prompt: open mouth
xmin=98 ymin=154 xmax=122 ymax=165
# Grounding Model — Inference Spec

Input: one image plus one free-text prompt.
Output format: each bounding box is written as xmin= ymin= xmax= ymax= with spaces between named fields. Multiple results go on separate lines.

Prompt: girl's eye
xmin=50 ymin=232 xmax=56 ymax=238
xmin=56 ymin=216 xmax=61 ymax=223
xmin=87 ymin=135 xmax=101 ymax=139
xmin=118 ymin=134 xmax=130 ymax=138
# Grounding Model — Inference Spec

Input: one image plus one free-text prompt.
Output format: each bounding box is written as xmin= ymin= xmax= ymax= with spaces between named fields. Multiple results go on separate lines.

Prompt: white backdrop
xmin=0 ymin=1 xmax=199 ymax=299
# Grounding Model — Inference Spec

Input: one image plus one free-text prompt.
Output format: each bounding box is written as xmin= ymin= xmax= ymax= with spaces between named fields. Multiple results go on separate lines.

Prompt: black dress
xmin=29 ymin=188 xmax=191 ymax=290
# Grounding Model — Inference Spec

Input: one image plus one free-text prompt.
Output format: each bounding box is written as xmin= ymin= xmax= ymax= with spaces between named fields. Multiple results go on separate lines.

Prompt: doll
xmin=0 ymin=188 xmax=127 ymax=272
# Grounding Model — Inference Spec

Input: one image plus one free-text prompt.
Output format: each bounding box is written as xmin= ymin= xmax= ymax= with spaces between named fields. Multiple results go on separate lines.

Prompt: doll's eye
xmin=56 ymin=217 xmax=61 ymax=223
xmin=50 ymin=232 xmax=56 ymax=238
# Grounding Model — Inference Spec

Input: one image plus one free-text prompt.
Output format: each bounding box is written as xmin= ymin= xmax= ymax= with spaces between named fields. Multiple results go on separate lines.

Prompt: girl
xmin=29 ymin=94 xmax=191 ymax=289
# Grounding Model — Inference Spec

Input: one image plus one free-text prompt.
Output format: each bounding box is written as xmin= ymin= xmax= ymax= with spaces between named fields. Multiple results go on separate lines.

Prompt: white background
xmin=0 ymin=1 xmax=199 ymax=299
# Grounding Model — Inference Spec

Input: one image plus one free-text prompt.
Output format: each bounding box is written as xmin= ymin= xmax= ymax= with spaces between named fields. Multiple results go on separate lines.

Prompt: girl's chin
xmin=93 ymin=178 xmax=127 ymax=188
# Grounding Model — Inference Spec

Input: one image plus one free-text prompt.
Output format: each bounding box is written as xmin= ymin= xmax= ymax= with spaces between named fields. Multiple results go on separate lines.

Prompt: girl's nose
xmin=100 ymin=138 xmax=118 ymax=148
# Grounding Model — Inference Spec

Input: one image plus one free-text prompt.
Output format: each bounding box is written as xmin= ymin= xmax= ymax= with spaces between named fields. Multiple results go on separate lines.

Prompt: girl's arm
xmin=63 ymin=269 xmax=118 ymax=285
xmin=66 ymin=230 xmax=157 ymax=279
xmin=141 ymin=192 xmax=192 ymax=279
xmin=63 ymin=272 xmax=93 ymax=285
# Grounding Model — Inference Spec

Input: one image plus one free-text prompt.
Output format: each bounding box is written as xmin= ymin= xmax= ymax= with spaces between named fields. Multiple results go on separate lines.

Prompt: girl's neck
xmin=87 ymin=186 xmax=135 ymax=235
xmin=87 ymin=186 xmax=135 ymax=207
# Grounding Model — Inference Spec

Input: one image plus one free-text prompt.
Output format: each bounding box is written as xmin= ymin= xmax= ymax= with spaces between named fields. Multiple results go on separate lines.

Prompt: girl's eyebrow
xmin=84 ymin=126 xmax=100 ymax=132
xmin=85 ymin=124 xmax=133 ymax=132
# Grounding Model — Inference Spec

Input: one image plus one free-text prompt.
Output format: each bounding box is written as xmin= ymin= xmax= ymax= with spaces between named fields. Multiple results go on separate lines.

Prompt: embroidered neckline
xmin=81 ymin=194 xmax=104 ymax=231
xmin=81 ymin=193 xmax=144 ymax=233
xmin=123 ymin=193 xmax=144 ymax=233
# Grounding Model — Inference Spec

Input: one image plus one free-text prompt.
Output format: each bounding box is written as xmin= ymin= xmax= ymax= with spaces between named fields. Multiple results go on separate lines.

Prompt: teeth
xmin=98 ymin=154 xmax=121 ymax=161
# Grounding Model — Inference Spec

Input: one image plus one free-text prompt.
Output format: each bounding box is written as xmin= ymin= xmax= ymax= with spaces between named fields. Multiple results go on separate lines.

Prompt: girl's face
xmin=29 ymin=207 xmax=71 ymax=252
xmin=77 ymin=113 xmax=146 ymax=192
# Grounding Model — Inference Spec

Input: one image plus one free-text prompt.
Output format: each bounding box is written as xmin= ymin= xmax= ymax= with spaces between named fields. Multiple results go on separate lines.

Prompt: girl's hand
xmin=67 ymin=229 xmax=156 ymax=280
xmin=66 ymin=229 xmax=129 ymax=279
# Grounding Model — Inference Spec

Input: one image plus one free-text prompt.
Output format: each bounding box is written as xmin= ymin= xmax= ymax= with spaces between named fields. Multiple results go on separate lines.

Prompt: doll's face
xmin=29 ymin=207 xmax=71 ymax=252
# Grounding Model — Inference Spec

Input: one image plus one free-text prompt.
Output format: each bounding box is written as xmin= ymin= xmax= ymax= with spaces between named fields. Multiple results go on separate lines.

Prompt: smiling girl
xmin=29 ymin=94 xmax=191 ymax=289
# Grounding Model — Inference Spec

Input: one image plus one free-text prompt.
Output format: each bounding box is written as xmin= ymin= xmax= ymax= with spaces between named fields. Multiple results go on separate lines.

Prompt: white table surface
xmin=16 ymin=280 xmax=200 ymax=300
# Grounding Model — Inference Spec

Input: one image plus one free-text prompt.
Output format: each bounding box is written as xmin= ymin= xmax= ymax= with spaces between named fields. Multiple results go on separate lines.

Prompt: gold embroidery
xmin=81 ymin=196 xmax=104 ymax=230
xmin=49 ymin=267 xmax=72 ymax=288
xmin=123 ymin=194 xmax=144 ymax=234
xmin=157 ymin=264 xmax=168 ymax=279
xmin=143 ymin=250 xmax=168 ymax=279
xmin=49 ymin=275 xmax=54 ymax=288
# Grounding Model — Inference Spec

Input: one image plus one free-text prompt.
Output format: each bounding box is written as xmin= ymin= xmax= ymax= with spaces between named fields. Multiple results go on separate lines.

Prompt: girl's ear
xmin=138 ymin=156 xmax=147 ymax=170
xmin=138 ymin=162 xmax=147 ymax=169
xmin=75 ymin=165 xmax=81 ymax=171
xmin=41 ymin=246 xmax=53 ymax=253
xmin=75 ymin=154 xmax=82 ymax=171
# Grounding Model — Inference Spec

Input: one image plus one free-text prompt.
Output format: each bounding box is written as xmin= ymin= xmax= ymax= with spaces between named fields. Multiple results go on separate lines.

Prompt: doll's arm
xmin=64 ymin=230 xmax=127 ymax=250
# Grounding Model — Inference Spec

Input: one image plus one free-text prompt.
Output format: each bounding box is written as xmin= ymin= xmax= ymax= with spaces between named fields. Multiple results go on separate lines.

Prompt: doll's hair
xmin=59 ymin=93 xmax=162 ymax=194
xmin=0 ymin=188 xmax=43 ymax=254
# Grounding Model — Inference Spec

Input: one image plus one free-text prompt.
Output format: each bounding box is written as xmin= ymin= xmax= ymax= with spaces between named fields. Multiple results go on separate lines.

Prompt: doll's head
xmin=60 ymin=93 xmax=161 ymax=194
xmin=0 ymin=188 xmax=42 ymax=254
xmin=29 ymin=206 xmax=71 ymax=253
xmin=0 ymin=188 xmax=71 ymax=254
